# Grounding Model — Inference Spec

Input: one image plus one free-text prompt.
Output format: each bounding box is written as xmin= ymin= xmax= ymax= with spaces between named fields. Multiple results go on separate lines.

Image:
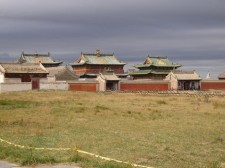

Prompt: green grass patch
xmin=0 ymin=99 xmax=37 ymax=109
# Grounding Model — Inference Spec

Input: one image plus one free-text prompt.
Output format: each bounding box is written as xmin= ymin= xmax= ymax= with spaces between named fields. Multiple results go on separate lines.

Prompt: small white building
xmin=165 ymin=71 xmax=201 ymax=90
xmin=97 ymin=72 xmax=120 ymax=91
xmin=0 ymin=62 xmax=49 ymax=84
xmin=0 ymin=62 xmax=49 ymax=92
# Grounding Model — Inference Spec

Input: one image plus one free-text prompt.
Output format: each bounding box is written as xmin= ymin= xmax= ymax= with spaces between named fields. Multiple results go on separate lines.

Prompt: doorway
xmin=32 ymin=78 xmax=40 ymax=90
xmin=106 ymin=81 xmax=118 ymax=91
xmin=184 ymin=81 xmax=190 ymax=90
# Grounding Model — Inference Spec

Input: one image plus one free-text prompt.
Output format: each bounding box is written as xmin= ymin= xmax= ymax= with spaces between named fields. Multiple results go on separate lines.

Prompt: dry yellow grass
xmin=0 ymin=90 xmax=225 ymax=168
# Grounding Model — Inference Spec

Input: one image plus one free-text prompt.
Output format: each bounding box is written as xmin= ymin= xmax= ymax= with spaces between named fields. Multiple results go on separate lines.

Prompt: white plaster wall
xmin=0 ymin=83 xmax=31 ymax=93
xmin=4 ymin=78 xmax=21 ymax=83
xmin=171 ymin=77 xmax=178 ymax=90
xmin=47 ymin=76 xmax=56 ymax=82
xmin=165 ymin=73 xmax=178 ymax=90
xmin=40 ymin=82 xmax=68 ymax=90
xmin=95 ymin=83 xmax=100 ymax=91
xmin=0 ymin=73 xmax=4 ymax=83
xmin=96 ymin=76 xmax=106 ymax=91
xmin=40 ymin=78 xmax=48 ymax=83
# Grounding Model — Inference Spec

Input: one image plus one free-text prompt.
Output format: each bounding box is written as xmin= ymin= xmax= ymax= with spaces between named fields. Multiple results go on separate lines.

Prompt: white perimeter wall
xmin=0 ymin=82 xmax=69 ymax=93
xmin=0 ymin=83 xmax=31 ymax=93
xmin=40 ymin=82 xmax=68 ymax=90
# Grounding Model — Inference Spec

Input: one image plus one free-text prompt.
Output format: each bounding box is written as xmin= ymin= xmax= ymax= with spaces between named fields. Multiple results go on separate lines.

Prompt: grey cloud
xmin=0 ymin=0 xmax=225 ymax=78
xmin=2 ymin=0 xmax=225 ymax=26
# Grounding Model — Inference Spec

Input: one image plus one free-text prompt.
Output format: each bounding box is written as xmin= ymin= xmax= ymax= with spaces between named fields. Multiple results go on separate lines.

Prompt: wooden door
xmin=32 ymin=79 xmax=40 ymax=90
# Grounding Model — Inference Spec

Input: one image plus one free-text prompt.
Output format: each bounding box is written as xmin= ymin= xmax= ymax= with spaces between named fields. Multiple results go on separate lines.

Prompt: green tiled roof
xmin=129 ymin=69 xmax=171 ymax=75
xmin=19 ymin=52 xmax=62 ymax=65
xmin=71 ymin=51 xmax=126 ymax=65
xmin=134 ymin=56 xmax=181 ymax=68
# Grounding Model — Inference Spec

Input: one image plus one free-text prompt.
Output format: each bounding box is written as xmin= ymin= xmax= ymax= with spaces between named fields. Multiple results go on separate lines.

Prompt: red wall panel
xmin=120 ymin=83 xmax=168 ymax=91
xmin=69 ymin=83 xmax=98 ymax=92
xmin=201 ymin=81 xmax=225 ymax=90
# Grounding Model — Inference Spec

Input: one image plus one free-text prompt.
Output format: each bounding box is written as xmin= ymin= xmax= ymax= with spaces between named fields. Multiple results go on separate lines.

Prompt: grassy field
xmin=0 ymin=90 xmax=225 ymax=168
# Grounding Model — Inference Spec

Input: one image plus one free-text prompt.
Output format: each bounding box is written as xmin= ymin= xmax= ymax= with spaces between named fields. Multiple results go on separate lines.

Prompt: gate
xmin=32 ymin=78 xmax=40 ymax=90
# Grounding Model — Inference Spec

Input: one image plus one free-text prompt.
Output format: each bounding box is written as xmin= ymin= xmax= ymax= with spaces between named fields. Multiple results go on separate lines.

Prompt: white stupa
xmin=206 ymin=72 xmax=211 ymax=79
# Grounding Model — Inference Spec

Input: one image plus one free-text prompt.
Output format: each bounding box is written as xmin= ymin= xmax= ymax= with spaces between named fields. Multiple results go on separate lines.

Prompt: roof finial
xmin=96 ymin=49 xmax=100 ymax=56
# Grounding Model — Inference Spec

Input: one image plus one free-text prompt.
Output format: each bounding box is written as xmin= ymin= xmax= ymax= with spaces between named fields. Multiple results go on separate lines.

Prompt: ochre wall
xmin=201 ymin=81 xmax=225 ymax=90
xmin=69 ymin=83 xmax=98 ymax=91
xmin=120 ymin=82 xmax=169 ymax=91
xmin=72 ymin=65 xmax=124 ymax=74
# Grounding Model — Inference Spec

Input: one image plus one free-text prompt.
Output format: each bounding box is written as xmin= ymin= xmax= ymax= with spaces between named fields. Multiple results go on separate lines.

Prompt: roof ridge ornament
xmin=96 ymin=49 xmax=100 ymax=56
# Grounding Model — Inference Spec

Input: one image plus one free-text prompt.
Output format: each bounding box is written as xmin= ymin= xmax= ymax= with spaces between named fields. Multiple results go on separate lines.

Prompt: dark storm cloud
xmin=0 ymin=0 xmax=225 ymax=77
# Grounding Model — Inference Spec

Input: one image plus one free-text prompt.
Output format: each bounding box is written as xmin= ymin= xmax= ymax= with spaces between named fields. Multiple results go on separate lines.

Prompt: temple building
xmin=18 ymin=52 xmax=62 ymax=67
xmin=0 ymin=62 xmax=48 ymax=83
xmin=70 ymin=49 xmax=126 ymax=78
xmin=129 ymin=55 xmax=181 ymax=80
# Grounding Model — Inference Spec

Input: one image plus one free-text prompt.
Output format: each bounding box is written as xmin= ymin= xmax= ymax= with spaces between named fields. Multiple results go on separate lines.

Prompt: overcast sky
xmin=0 ymin=0 xmax=225 ymax=78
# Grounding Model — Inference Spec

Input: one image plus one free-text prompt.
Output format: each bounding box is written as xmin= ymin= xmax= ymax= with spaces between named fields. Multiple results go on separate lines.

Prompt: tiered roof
xmin=19 ymin=52 xmax=62 ymax=66
xmin=130 ymin=56 xmax=181 ymax=76
xmin=70 ymin=50 xmax=126 ymax=66
xmin=134 ymin=56 xmax=181 ymax=68
xmin=129 ymin=69 xmax=172 ymax=75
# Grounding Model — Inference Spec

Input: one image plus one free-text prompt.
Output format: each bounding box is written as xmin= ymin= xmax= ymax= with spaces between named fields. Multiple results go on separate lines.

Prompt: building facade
xmin=97 ymin=72 xmax=120 ymax=91
xmin=70 ymin=49 xmax=126 ymax=78
xmin=0 ymin=63 xmax=48 ymax=83
xmin=130 ymin=55 xmax=181 ymax=80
